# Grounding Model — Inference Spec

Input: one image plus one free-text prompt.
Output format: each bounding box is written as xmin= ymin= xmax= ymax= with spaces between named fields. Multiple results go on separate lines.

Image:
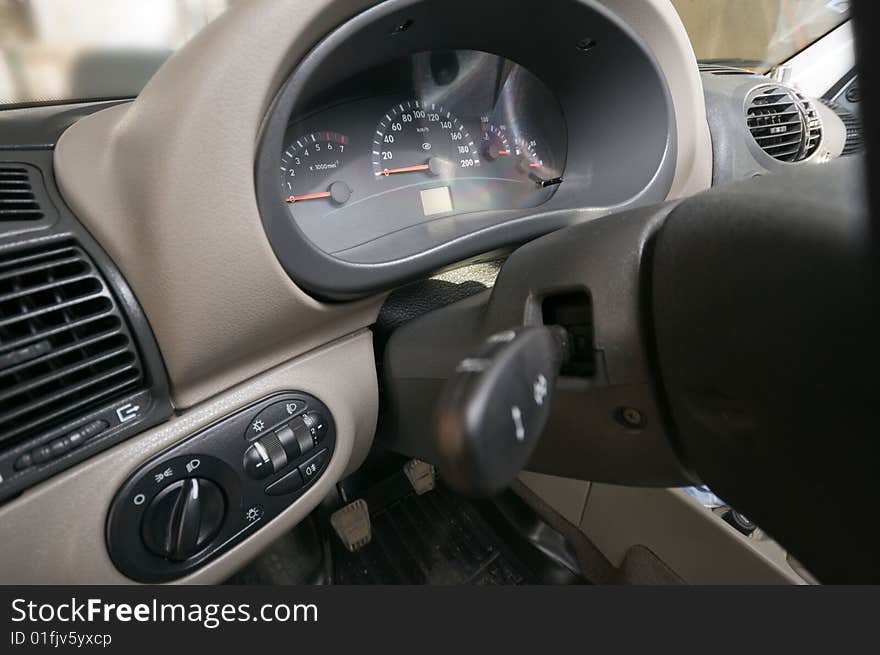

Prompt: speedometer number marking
xmin=372 ymin=100 xmax=477 ymax=178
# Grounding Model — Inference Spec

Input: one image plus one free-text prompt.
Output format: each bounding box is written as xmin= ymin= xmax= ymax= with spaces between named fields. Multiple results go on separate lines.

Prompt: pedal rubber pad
xmin=330 ymin=499 xmax=372 ymax=552
xmin=404 ymin=459 xmax=436 ymax=495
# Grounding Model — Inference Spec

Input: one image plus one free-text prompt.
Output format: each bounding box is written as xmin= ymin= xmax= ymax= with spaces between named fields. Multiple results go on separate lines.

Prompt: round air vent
xmin=746 ymin=85 xmax=822 ymax=162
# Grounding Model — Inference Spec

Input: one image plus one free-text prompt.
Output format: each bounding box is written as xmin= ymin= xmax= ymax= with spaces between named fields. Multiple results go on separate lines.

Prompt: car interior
xmin=0 ymin=0 xmax=875 ymax=585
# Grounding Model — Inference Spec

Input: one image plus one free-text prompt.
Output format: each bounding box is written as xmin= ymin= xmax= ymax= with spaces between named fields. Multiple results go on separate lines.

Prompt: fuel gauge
xmin=513 ymin=136 xmax=544 ymax=170
xmin=514 ymin=136 xmax=562 ymax=187
xmin=481 ymin=120 xmax=562 ymax=189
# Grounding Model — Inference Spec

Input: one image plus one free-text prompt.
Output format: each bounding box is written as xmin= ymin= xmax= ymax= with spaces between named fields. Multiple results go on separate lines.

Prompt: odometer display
xmin=372 ymin=100 xmax=478 ymax=180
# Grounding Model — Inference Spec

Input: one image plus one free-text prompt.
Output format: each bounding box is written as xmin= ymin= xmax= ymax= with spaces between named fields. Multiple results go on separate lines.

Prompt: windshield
xmin=672 ymin=0 xmax=851 ymax=71
xmin=0 ymin=0 xmax=232 ymax=108
xmin=0 ymin=0 xmax=852 ymax=109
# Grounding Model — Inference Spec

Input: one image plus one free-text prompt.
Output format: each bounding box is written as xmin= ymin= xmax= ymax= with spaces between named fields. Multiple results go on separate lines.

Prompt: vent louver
xmin=819 ymin=99 xmax=863 ymax=156
xmin=0 ymin=242 xmax=143 ymax=450
xmin=698 ymin=63 xmax=754 ymax=76
xmin=0 ymin=166 xmax=44 ymax=221
xmin=746 ymin=85 xmax=822 ymax=162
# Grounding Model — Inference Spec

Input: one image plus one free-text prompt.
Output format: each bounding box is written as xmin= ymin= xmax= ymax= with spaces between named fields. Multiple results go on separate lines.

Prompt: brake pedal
xmin=404 ymin=459 xmax=436 ymax=495
xmin=330 ymin=499 xmax=372 ymax=552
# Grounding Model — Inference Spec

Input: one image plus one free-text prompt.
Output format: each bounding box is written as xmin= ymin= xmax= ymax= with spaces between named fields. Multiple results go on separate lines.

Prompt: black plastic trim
xmin=0 ymin=148 xmax=172 ymax=504
xmin=0 ymin=100 xmax=130 ymax=150
xmin=107 ymin=392 xmax=336 ymax=583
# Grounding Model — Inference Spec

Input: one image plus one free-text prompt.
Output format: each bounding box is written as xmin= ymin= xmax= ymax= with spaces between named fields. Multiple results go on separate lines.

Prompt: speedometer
xmin=372 ymin=100 xmax=478 ymax=179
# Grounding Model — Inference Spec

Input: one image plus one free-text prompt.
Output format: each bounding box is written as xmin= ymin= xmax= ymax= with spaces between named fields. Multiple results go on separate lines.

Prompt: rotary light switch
xmin=141 ymin=478 xmax=226 ymax=561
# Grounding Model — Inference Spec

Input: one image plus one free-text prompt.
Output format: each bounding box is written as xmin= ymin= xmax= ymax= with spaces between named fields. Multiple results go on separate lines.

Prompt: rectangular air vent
xmin=0 ymin=242 xmax=144 ymax=450
xmin=698 ymin=63 xmax=756 ymax=76
xmin=0 ymin=166 xmax=44 ymax=221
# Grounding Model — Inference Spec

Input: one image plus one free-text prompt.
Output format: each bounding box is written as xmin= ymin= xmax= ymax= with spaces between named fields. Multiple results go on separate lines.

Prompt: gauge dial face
xmin=514 ymin=136 xmax=544 ymax=170
xmin=480 ymin=122 xmax=511 ymax=162
xmin=481 ymin=121 xmax=561 ymax=188
xmin=372 ymin=100 xmax=477 ymax=179
xmin=280 ymin=131 xmax=352 ymax=206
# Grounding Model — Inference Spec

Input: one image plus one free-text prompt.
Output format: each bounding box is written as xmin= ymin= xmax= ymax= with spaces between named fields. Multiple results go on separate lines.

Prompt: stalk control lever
xmin=434 ymin=326 xmax=568 ymax=496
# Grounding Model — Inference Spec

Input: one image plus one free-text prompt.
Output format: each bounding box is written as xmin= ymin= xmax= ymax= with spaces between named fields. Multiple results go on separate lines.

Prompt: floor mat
xmin=331 ymin=483 xmax=535 ymax=585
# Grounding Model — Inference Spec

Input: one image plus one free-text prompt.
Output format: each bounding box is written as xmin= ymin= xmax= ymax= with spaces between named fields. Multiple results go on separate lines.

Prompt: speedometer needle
xmin=380 ymin=164 xmax=431 ymax=176
xmin=285 ymin=191 xmax=332 ymax=203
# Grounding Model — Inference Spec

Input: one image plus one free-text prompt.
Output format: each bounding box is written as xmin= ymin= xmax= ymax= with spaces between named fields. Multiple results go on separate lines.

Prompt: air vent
xmin=0 ymin=166 xmax=44 ymax=221
xmin=698 ymin=63 xmax=755 ymax=76
xmin=0 ymin=242 xmax=143 ymax=450
xmin=819 ymin=99 xmax=863 ymax=156
xmin=746 ymin=85 xmax=822 ymax=162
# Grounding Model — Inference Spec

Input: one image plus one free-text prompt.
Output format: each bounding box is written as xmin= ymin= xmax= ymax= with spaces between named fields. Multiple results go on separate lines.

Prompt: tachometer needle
xmin=379 ymin=164 xmax=431 ymax=176
xmin=285 ymin=191 xmax=332 ymax=203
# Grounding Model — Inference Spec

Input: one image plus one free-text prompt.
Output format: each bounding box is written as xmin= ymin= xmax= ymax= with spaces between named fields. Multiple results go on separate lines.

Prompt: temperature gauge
xmin=480 ymin=122 xmax=512 ymax=161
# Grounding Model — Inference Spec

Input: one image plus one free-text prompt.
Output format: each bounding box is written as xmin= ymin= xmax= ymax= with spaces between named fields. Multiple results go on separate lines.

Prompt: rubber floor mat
xmin=331 ymin=483 xmax=535 ymax=585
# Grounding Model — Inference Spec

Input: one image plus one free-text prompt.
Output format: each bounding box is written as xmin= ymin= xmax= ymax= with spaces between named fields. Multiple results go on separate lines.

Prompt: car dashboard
xmin=0 ymin=0 xmax=856 ymax=584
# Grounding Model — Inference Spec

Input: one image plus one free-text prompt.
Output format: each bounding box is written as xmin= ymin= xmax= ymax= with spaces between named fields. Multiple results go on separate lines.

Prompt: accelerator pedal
xmin=404 ymin=459 xmax=436 ymax=495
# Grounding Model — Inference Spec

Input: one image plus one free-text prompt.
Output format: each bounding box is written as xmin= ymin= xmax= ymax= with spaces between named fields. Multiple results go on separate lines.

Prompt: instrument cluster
xmin=279 ymin=50 xmax=567 ymax=255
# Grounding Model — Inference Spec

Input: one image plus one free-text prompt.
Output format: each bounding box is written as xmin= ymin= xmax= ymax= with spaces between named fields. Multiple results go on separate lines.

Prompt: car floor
xmin=227 ymin=452 xmax=684 ymax=586
xmin=227 ymin=461 xmax=586 ymax=585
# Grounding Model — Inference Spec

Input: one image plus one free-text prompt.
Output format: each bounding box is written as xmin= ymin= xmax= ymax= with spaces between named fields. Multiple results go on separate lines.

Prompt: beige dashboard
xmin=0 ymin=0 xmax=712 ymax=583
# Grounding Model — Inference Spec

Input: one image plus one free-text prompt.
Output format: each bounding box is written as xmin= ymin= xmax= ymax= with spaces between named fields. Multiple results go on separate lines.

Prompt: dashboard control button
xmin=299 ymin=449 xmax=328 ymax=485
xmin=141 ymin=477 xmax=226 ymax=561
xmin=290 ymin=418 xmax=313 ymax=457
xmin=243 ymin=442 xmax=272 ymax=479
xmin=20 ymin=420 xmax=111 ymax=471
xmin=80 ymin=419 xmax=109 ymax=442
xmin=302 ymin=411 xmax=328 ymax=446
xmin=31 ymin=444 xmax=52 ymax=465
xmin=243 ymin=428 xmax=288 ymax=479
xmin=264 ymin=468 xmax=304 ymax=496
xmin=66 ymin=429 xmax=85 ymax=449
xmin=274 ymin=422 xmax=303 ymax=460
xmin=245 ymin=399 xmax=307 ymax=440
xmin=49 ymin=436 xmax=72 ymax=458
xmin=67 ymin=419 xmax=108 ymax=450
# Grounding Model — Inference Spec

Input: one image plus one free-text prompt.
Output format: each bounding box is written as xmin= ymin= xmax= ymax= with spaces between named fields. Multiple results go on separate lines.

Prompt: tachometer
xmin=281 ymin=131 xmax=352 ymax=205
xmin=372 ymin=101 xmax=478 ymax=179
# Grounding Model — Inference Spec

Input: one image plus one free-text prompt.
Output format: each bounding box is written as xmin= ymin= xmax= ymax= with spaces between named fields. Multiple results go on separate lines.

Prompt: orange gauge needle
xmin=528 ymin=162 xmax=541 ymax=168
xmin=380 ymin=164 xmax=431 ymax=176
xmin=285 ymin=191 xmax=332 ymax=203
xmin=497 ymin=149 xmax=511 ymax=156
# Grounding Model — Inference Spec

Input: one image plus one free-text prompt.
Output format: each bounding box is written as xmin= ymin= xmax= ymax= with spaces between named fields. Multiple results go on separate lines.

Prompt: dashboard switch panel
xmin=106 ymin=392 xmax=336 ymax=582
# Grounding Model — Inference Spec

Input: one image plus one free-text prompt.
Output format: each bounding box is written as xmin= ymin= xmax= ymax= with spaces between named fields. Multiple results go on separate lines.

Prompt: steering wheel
xmin=380 ymin=148 xmax=877 ymax=585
